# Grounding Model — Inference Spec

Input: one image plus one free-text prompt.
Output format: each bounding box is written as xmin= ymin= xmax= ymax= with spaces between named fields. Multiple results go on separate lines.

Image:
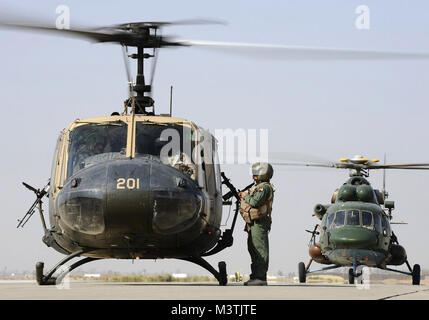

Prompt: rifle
xmin=203 ymin=173 xmax=254 ymax=257
xmin=221 ymin=172 xmax=254 ymax=203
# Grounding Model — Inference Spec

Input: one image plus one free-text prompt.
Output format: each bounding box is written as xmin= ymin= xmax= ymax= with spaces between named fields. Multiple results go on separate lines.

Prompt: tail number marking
xmin=116 ymin=178 xmax=140 ymax=190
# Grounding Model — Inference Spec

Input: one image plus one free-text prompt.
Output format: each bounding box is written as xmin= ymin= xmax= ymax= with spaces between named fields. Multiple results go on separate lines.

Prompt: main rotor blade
xmin=365 ymin=163 xmax=429 ymax=170
xmin=0 ymin=21 xmax=184 ymax=47
xmin=3 ymin=19 xmax=429 ymax=60
xmin=111 ymin=19 xmax=227 ymax=30
xmin=0 ymin=21 xmax=127 ymax=43
xmin=121 ymin=45 xmax=132 ymax=83
xmin=368 ymin=166 xmax=429 ymax=170
xmin=271 ymin=162 xmax=336 ymax=168
xmin=179 ymin=40 xmax=429 ymax=60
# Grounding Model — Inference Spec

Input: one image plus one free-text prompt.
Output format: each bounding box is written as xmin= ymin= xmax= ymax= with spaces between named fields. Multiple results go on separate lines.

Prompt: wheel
xmin=412 ymin=264 xmax=421 ymax=285
xmin=348 ymin=268 xmax=355 ymax=285
xmin=218 ymin=261 xmax=228 ymax=286
xmin=298 ymin=262 xmax=306 ymax=283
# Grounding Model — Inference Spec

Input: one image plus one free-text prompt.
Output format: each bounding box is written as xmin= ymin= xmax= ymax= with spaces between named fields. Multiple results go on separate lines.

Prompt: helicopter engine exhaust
xmin=388 ymin=244 xmax=407 ymax=266
xmin=313 ymin=204 xmax=328 ymax=220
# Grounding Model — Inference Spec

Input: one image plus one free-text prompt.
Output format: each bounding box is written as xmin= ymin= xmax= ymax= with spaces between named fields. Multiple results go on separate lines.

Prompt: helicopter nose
xmin=329 ymin=227 xmax=378 ymax=249
xmin=105 ymin=159 xmax=203 ymax=236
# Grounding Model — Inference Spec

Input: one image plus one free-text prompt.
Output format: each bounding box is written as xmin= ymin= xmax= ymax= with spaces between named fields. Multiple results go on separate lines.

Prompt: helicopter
xmin=275 ymin=155 xmax=429 ymax=285
xmin=3 ymin=14 xmax=429 ymax=286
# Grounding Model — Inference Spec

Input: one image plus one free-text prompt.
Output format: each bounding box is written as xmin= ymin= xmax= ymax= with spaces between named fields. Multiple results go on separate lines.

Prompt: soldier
xmin=239 ymin=162 xmax=274 ymax=286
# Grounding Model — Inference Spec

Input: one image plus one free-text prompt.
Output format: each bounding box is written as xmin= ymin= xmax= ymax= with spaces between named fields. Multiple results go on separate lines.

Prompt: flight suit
xmin=243 ymin=182 xmax=274 ymax=281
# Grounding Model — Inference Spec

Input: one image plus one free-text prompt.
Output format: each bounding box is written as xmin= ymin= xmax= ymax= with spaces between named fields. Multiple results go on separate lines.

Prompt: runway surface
xmin=1 ymin=280 xmax=429 ymax=300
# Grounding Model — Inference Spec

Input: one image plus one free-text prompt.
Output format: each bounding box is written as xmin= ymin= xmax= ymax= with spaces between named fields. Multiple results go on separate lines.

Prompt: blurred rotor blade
xmin=267 ymin=151 xmax=335 ymax=166
xmin=370 ymin=166 xmax=429 ymax=170
xmin=179 ymin=40 xmax=429 ymax=60
xmin=111 ymin=18 xmax=227 ymax=30
xmin=365 ymin=163 xmax=429 ymax=170
xmin=383 ymin=154 xmax=387 ymax=196
xmin=271 ymin=162 xmax=336 ymax=169
xmin=150 ymin=48 xmax=158 ymax=89
xmin=266 ymin=151 xmax=336 ymax=169
xmin=121 ymin=45 xmax=132 ymax=83
xmin=0 ymin=21 xmax=184 ymax=47
xmin=0 ymin=21 xmax=126 ymax=43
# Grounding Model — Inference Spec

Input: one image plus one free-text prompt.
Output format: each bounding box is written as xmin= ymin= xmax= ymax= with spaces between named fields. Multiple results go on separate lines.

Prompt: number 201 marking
xmin=116 ymin=178 xmax=140 ymax=190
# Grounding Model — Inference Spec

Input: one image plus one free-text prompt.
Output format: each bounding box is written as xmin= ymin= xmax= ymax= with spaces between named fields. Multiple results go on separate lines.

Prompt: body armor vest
xmin=240 ymin=182 xmax=274 ymax=224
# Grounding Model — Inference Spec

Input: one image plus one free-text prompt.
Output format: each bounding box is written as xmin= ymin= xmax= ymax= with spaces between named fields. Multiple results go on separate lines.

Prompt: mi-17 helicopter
xmin=3 ymin=14 xmax=429 ymax=286
xmin=275 ymin=155 xmax=429 ymax=285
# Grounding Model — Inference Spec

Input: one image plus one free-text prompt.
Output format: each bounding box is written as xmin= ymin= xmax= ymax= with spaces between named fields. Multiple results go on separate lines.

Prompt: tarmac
xmin=1 ymin=280 xmax=429 ymax=300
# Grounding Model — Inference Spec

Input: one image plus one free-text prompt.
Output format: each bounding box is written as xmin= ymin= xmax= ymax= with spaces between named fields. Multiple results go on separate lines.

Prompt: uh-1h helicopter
xmin=3 ymin=14 xmax=429 ymax=286
xmin=276 ymin=155 xmax=429 ymax=285
xmin=5 ymin=19 xmax=270 ymax=286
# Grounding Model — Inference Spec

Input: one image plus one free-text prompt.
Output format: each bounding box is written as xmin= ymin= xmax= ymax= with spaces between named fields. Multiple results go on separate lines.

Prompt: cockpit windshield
xmin=346 ymin=210 xmax=360 ymax=226
xmin=327 ymin=209 xmax=385 ymax=233
xmin=333 ymin=211 xmax=345 ymax=227
xmin=67 ymin=121 xmax=128 ymax=178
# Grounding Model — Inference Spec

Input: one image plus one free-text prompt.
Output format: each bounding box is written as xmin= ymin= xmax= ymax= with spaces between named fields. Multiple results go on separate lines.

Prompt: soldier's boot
xmin=244 ymin=278 xmax=267 ymax=286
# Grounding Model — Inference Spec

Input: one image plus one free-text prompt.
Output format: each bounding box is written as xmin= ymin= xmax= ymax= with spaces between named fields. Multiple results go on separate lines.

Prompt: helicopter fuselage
xmin=45 ymin=115 xmax=224 ymax=260
xmin=319 ymin=202 xmax=390 ymax=267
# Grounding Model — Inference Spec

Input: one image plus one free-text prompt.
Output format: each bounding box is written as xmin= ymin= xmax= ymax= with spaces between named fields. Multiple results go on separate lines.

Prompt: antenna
xmin=169 ymin=85 xmax=173 ymax=116
xmin=383 ymin=153 xmax=389 ymax=199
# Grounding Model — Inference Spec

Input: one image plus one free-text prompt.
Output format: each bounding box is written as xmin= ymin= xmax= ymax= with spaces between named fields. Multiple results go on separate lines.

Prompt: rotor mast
xmin=129 ymin=45 xmax=155 ymax=114
xmin=118 ymin=23 xmax=183 ymax=115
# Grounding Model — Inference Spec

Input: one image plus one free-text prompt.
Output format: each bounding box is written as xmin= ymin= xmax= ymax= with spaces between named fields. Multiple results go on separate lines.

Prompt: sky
xmin=1 ymin=0 xmax=429 ymax=277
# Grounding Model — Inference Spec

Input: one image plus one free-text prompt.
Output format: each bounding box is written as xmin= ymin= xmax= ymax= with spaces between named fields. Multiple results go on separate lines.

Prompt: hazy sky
xmin=1 ymin=1 xmax=429 ymax=277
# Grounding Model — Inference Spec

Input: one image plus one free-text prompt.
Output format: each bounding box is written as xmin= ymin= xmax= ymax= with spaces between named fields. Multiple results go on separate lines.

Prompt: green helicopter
xmin=275 ymin=155 xmax=429 ymax=285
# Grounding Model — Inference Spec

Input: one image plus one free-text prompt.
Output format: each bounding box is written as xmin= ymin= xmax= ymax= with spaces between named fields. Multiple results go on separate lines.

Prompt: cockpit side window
xmin=327 ymin=212 xmax=335 ymax=229
xmin=373 ymin=214 xmax=382 ymax=233
xmin=67 ymin=122 xmax=128 ymax=178
xmin=50 ymin=133 xmax=64 ymax=192
xmin=135 ymin=122 xmax=197 ymax=181
xmin=362 ymin=211 xmax=373 ymax=228
xmin=381 ymin=215 xmax=391 ymax=236
xmin=213 ymin=138 xmax=222 ymax=194
xmin=346 ymin=210 xmax=360 ymax=226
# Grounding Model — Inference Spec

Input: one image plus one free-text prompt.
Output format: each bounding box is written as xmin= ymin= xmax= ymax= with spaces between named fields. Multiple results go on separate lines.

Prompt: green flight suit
xmin=243 ymin=182 xmax=274 ymax=281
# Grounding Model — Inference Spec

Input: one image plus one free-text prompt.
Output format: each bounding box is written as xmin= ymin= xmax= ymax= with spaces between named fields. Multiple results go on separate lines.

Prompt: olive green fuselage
xmin=319 ymin=201 xmax=391 ymax=267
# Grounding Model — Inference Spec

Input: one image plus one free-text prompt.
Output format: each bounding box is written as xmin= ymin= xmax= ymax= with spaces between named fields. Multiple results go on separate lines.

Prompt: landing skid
xmin=36 ymin=250 xmax=99 ymax=285
xmin=35 ymin=250 xmax=228 ymax=286
xmin=179 ymin=257 xmax=228 ymax=286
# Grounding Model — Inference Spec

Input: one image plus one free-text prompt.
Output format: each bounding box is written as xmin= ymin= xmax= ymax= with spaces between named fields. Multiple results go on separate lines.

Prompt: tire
xmin=298 ymin=262 xmax=306 ymax=283
xmin=218 ymin=261 xmax=228 ymax=286
xmin=412 ymin=264 xmax=421 ymax=285
xmin=348 ymin=268 xmax=355 ymax=285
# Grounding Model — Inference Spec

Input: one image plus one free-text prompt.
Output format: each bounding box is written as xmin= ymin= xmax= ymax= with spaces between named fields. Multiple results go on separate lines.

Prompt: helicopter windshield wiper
xmin=96 ymin=121 xmax=124 ymax=126
xmin=140 ymin=120 xmax=169 ymax=126
xmin=74 ymin=120 xmax=126 ymax=126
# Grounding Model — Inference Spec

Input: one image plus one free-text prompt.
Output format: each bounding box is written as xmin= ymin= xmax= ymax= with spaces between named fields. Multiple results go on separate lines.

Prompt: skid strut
xmin=179 ymin=256 xmax=228 ymax=286
xmin=36 ymin=249 xmax=99 ymax=285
